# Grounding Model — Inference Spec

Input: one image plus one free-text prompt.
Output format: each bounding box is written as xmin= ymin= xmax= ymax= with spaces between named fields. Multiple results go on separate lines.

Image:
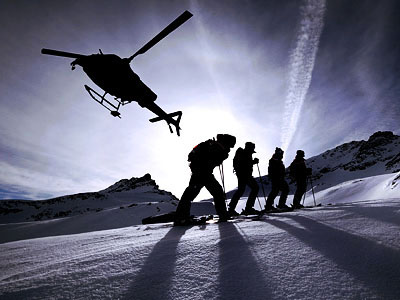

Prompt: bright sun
xmin=182 ymin=106 xmax=246 ymax=140
xmin=148 ymin=105 xmax=247 ymax=200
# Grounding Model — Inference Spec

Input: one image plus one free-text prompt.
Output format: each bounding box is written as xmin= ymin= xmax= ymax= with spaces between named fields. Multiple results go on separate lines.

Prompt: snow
xmin=309 ymin=172 xmax=400 ymax=205
xmin=303 ymin=131 xmax=400 ymax=193
xmin=1 ymin=172 xmax=400 ymax=299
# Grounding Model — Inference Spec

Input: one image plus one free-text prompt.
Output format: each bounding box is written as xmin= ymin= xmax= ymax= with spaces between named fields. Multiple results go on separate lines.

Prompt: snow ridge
xmin=307 ymin=131 xmax=400 ymax=191
xmin=0 ymin=174 xmax=178 ymax=223
xmin=225 ymin=131 xmax=400 ymax=201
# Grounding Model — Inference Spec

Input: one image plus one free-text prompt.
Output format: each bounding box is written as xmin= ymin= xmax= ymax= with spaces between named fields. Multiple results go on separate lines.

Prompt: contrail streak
xmin=281 ymin=0 xmax=326 ymax=151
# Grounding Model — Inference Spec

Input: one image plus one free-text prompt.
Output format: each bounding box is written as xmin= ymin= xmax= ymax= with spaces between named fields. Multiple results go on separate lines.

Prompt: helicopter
xmin=41 ymin=10 xmax=193 ymax=136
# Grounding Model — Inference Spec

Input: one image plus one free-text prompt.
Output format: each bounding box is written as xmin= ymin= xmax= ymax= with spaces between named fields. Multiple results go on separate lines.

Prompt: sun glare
xmin=182 ymin=106 xmax=246 ymax=140
xmin=147 ymin=105 xmax=247 ymax=200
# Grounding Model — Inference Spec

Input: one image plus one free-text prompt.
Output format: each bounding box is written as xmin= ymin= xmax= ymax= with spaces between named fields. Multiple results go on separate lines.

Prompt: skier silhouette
xmin=228 ymin=142 xmax=260 ymax=216
xmin=289 ymin=150 xmax=311 ymax=209
xmin=174 ymin=134 xmax=236 ymax=225
xmin=264 ymin=147 xmax=289 ymax=211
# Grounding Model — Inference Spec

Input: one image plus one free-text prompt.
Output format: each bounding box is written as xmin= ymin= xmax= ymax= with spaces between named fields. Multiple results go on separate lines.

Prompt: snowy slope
xmin=310 ymin=172 xmax=400 ymax=205
xmin=305 ymin=131 xmax=400 ymax=192
xmin=223 ymin=172 xmax=400 ymax=212
xmin=0 ymin=173 xmax=214 ymax=244
xmin=1 ymin=174 xmax=400 ymax=299
xmin=1 ymin=131 xmax=400 ymax=299
xmin=224 ymin=131 xmax=400 ymax=201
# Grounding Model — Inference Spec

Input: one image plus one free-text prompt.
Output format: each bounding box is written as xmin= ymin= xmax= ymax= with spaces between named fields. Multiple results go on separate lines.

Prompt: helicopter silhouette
xmin=41 ymin=10 xmax=193 ymax=136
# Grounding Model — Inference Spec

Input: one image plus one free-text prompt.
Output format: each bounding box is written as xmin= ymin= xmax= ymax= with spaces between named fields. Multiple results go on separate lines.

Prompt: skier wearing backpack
xmin=264 ymin=147 xmax=290 ymax=212
xmin=289 ymin=150 xmax=311 ymax=209
xmin=228 ymin=142 xmax=260 ymax=216
xmin=174 ymin=134 xmax=236 ymax=226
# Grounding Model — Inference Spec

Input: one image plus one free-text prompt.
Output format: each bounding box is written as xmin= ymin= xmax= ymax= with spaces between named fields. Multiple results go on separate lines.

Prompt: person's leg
xmin=293 ymin=178 xmax=307 ymax=207
xmin=245 ymin=177 xmax=259 ymax=211
xmin=175 ymin=174 xmax=203 ymax=220
xmin=278 ymin=180 xmax=289 ymax=207
xmin=266 ymin=180 xmax=279 ymax=208
xmin=228 ymin=175 xmax=246 ymax=213
xmin=204 ymin=174 xmax=228 ymax=220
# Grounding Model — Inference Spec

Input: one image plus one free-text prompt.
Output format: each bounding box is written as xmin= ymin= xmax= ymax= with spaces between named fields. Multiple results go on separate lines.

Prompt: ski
xmin=142 ymin=211 xmax=176 ymax=224
xmin=173 ymin=215 xmax=214 ymax=226
xmin=142 ymin=212 xmax=214 ymax=226
xmin=263 ymin=208 xmax=294 ymax=214
xmin=142 ymin=204 xmax=324 ymax=226
xmin=232 ymin=213 xmax=265 ymax=220
xmin=303 ymin=203 xmax=322 ymax=208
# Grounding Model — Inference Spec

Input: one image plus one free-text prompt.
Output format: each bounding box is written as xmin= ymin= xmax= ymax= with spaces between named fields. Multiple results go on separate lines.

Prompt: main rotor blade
xmin=41 ymin=48 xmax=85 ymax=59
xmin=127 ymin=10 xmax=193 ymax=62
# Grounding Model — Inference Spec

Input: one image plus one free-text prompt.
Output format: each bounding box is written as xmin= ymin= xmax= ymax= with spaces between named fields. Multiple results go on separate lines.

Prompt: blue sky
xmin=0 ymin=0 xmax=399 ymax=200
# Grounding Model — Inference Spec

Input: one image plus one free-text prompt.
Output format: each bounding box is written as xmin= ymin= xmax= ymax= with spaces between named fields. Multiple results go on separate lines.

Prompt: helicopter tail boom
xmin=149 ymin=111 xmax=182 ymax=136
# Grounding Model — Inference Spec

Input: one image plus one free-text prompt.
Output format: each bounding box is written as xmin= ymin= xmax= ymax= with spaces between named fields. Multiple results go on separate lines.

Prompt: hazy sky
xmin=1 ymin=0 xmax=399 ymax=200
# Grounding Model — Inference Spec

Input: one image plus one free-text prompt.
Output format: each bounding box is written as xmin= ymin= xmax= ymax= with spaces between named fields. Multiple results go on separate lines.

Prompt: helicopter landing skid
xmin=84 ymin=85 xmax=122 ymax=118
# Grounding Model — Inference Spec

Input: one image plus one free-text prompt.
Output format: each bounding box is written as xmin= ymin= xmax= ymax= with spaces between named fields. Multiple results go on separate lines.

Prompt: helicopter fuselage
xmin=71 ymin=54 xmax=157 ymax=105
xmin=40 ymin=9 xmax=193 ymax=136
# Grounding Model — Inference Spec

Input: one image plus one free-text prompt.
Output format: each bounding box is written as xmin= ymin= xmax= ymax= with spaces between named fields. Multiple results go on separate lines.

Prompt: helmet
xmin=245 ymin=142 xmax=256 ymax=153
xmin=217 ymin=134 xmax=236 ymax=148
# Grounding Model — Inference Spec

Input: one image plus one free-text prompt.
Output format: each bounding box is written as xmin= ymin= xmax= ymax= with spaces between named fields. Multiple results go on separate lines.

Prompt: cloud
xmin=281 ymin=0 xmax=326 ymax=151
xmin=1 ymin=0 xmax=398 ymax=200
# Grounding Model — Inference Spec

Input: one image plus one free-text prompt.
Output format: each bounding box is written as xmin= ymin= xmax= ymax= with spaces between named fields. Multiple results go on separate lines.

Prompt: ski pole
xmin=308 ymin=175 xmax=317 ymax=206
xmin=256 ymin=194 xmax=263 ymax=211
xmin=302 ymin=177 xmax=308 ymax=205
xmin=219 ymin=163 xmax=228 ymax=204
xmin=256 ymin=163 xmax=267 ymax=203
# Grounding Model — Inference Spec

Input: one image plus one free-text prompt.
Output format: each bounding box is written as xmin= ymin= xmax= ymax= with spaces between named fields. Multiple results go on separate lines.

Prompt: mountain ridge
xmin=0 ymin=173 xmax=178 ymax=223
xmin=305 ymin=131 xmax=400 ymax=192
xmin=222 ymin=131 xmax=400 ymax=200
xmin=1 ymin=131 xmax=399 ymax=223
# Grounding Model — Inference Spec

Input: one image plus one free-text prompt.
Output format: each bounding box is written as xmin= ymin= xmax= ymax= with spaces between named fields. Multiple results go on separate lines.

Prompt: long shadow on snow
xmin=217 ymin=222 xmax=273 ymax=299
xmin=267 ymin=215 xmax=400 ymax=299
xmin=123 ymin=226 xmax=189 ymax=300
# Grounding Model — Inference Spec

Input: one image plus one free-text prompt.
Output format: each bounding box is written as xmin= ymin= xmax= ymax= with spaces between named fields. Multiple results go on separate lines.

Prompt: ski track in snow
xmin=1 ymin=199 xmax=400 ymax=300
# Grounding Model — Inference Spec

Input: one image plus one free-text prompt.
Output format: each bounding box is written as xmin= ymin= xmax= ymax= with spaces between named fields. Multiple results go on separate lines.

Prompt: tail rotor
xmin=149 ymin=111 xmax=182 ymax=136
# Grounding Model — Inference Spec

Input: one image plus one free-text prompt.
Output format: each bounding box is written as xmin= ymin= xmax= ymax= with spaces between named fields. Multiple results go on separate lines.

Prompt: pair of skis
xmin=141 ymin=204 xmax=322 ymax=226
xmin=142 ymin=212 xmax=214 ymax=226
xmin=142 ymin=212 xmax=255 ymax=226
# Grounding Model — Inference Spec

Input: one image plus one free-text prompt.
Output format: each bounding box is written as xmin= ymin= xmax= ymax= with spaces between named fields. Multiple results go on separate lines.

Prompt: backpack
xmin=233 ymin=147 xmax=244 ymax=173
xmin=289 ymin=162 xmax=296 ymax=178
xmin=188 ymin=140 xmax=213 ymax=163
